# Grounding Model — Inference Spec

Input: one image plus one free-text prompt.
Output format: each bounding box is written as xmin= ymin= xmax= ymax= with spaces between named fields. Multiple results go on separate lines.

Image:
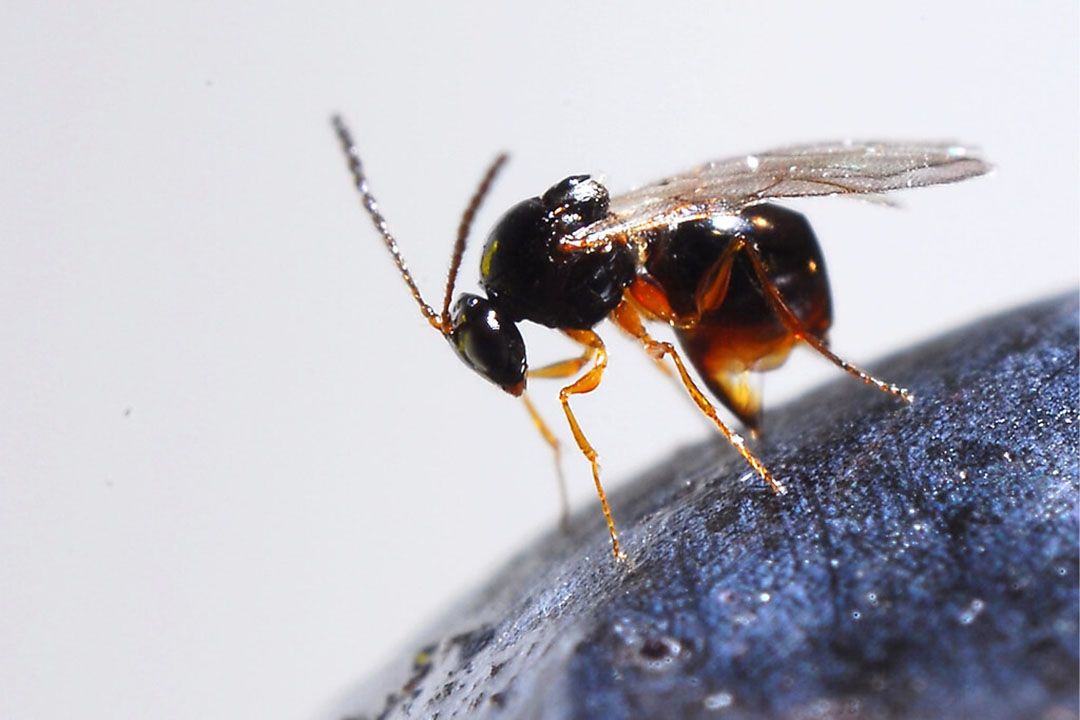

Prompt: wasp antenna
xmin=331 ymin=114 xmax=445 ymax=333
xmin=441 ymin=152 xmax=509 ymax=325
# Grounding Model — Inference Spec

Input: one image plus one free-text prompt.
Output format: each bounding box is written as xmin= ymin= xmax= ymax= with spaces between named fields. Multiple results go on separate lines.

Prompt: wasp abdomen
xmin=637 ymin=204 xmax=833 ymax=429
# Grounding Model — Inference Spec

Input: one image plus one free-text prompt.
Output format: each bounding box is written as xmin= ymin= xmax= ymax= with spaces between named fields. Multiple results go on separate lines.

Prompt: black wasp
xmin=332 ymin=116 xmax=989 ymax=560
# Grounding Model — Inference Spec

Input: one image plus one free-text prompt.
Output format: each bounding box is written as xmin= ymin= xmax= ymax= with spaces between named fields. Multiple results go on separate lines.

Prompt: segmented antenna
xmin=332 ymin=115 xmax=509 ymax=334
xmin=331 ymin=115 xmax=445 ymax=333
xmin=441 ymin=152 xmax=508 ymax=325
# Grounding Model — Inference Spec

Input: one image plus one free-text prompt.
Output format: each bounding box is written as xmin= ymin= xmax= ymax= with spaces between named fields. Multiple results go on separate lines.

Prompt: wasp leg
xmin=611 ymin=300 xmax=786 ymax=495
xmin=521 ymin=392 xmax=571 ymax=530
xmin=741 ymin=242 xmax=914 ymax=404
xmin=527 ymin=340 xmax=621 ymax=554
xmin=543 ymin=329 xmax=625 ymax=561
xmin=529 ymin=354 xmax=591 ymax=379
xmin=612 ymin=304 xmax=674 ymax=380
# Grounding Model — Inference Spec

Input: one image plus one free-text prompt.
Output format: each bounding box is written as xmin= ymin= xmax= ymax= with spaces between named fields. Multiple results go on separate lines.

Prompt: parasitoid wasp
xmin=332 ymin=115 xmax=989 ymax=560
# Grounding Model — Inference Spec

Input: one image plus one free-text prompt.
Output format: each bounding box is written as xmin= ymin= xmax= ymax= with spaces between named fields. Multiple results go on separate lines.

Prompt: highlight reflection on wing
xmin=568 ymin=141 xmax=991 ymax=246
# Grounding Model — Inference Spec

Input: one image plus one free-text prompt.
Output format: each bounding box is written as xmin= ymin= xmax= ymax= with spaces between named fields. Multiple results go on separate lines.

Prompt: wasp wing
xmin=570 ymin=141 xmax=990 ymax=245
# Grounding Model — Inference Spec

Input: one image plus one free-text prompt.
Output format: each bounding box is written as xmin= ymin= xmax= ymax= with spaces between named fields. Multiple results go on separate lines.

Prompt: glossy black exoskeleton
xmin=446 ymin=175 xmax=636 ymax=396
xmin=481 ymin=175 xmax=636 ymax=331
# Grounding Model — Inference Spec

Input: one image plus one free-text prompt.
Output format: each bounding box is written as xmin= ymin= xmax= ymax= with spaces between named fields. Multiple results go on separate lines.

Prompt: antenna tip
xmin=331 ymin=114 xmax=350 ymax=140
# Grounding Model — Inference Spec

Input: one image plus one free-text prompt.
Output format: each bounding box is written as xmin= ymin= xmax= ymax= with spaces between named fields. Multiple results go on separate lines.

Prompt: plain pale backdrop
xmin=2 ymin=2 xmax=1077 ymax=718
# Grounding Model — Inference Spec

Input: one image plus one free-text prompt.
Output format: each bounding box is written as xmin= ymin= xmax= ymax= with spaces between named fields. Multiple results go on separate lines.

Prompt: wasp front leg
xmin=537 ymin=330 xmax=626 ymax=560
xmin=520 ymin=393 xmax=571 ymax=530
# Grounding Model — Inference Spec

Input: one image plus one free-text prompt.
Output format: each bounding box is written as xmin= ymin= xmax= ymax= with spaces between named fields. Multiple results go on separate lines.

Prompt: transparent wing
xmin=570 ymin=141 xmax=991 ymax=245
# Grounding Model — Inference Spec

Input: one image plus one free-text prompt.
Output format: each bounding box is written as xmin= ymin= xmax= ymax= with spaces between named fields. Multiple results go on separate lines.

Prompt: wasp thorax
xmin=480 ymin=175 xmax=634 ymax=330
xmin=448 ymin=294 xmax=527 ymax=395
xmin=541 ymin=175 xmax=610 ymax=232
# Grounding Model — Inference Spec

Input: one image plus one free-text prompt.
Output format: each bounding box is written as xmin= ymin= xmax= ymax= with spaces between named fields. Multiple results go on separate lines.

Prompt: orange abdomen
xmin=630 ymin=204 xmax=832 ymax=430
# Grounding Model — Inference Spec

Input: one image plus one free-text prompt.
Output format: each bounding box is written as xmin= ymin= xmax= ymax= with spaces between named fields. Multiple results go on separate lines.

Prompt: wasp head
xmin=447 ymin=293 xmax=527 ymax=396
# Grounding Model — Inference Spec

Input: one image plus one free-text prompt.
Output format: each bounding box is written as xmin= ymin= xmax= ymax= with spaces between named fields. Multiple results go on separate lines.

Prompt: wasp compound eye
xmin=448 ymin=294 xmax=527 ymax=395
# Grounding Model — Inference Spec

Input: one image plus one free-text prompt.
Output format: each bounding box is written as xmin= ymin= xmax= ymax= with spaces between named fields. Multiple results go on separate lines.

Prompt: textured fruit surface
xmin=344 ymin=292 xmax=1079 ymax=720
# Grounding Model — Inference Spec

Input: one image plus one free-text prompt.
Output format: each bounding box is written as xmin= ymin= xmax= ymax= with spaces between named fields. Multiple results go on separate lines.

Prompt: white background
xmin=2 ymin=2 xmax=1076 ymax=718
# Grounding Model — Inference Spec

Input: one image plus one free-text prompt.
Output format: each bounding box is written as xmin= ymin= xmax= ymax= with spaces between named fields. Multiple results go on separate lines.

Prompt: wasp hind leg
xmin=610 ymin=300 xmax=785 ymax=495
xmin=741 ymin=243 xmax=914 ymax=404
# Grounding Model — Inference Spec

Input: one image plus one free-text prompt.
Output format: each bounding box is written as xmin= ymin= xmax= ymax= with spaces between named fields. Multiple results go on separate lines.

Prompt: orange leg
xmin=521 ymin=393 xmax=571 ymax=530
xmin=529 ymin=354 xmax=591 ymax=379
xmin=612 ymin=305 xmax=674 ymax=380
xmin=741 ymin=242 xmax=914 ymax=404
xmin=611 ymin=300 xmax=786 ymax=495
xmin=526 ymin=338 xmax=622 ymax=555
xmin=546 ymin=329 xmax=625 ymax=561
